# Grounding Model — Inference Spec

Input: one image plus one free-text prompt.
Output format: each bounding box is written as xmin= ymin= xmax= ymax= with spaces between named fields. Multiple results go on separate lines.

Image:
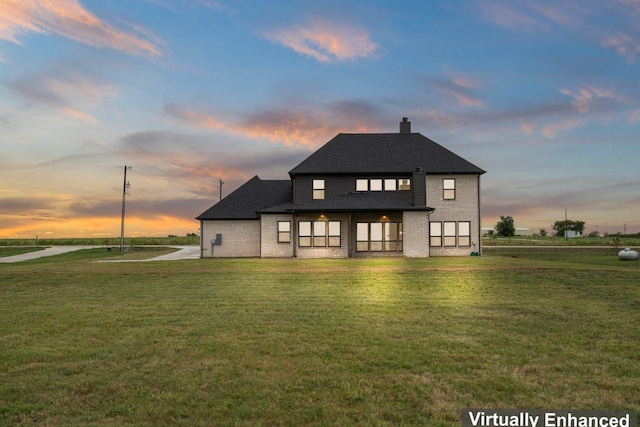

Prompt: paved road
xmin=98 ymin=246 xmax=201 ymax=262
xmin=0 ymin=246 xmax=200 ymax=263
xmin=0 ymin=246 xmax=101 ymax=263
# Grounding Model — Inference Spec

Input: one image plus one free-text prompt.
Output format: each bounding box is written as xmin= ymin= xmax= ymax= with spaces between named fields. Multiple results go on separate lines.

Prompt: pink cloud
xmin=560 ymin=85 xmax=628 ymax=113
xmin=165 ymin=102 xmax=382 ymax=148
xmin=601 ymin=33 xmax=640 ymax=61
xmin=264 ymin=20 xmax=378 ymax=62
xmin=0 ymin=0 xmax=163 ymax=57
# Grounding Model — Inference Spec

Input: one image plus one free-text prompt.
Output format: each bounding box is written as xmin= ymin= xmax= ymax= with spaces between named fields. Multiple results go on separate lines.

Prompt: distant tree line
xmin=493 ymin=216 xmax=588 ymax=237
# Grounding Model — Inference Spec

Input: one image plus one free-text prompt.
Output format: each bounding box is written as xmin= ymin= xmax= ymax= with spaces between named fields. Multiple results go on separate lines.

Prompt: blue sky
xmin=1 ymin=0 xmax=639 ymax=238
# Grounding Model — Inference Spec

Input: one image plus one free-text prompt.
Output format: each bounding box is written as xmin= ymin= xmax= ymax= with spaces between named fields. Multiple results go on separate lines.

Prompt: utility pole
xmin=219 ymin=178 xmax=224 ymax=201
xmin=120 ymin=166 xmax=132 ymax=252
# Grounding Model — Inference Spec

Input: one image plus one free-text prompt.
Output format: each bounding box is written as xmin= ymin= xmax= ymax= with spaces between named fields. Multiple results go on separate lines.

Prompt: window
xmin=299 ymin=221 xmax=311 ymax=247
xmin=357 ymin=222 xmax=403 ymax=252
xmin=430 ymin=221 xmax=472 ymax=248
xmin=444 ymin=222 xmax=457 ymax=247
xmin=313 ymin=180 xmax=325 ymax=199
xmin=313 ymin=221 xmax=326 ymax=246
xmin=356 ymin=178 xmax=409 ymax=192
xmin=356 ymin=179 xmax=368 ymax=191
xmin=328 ymin=221 xmax=341 ymax=247
xmin=459 ymin=221 xmax=471 ymax=246
xmin=370 ymin=223 xmax=383 ymax=251
xmin=384 ymin=222 xmax=403 ymax=251
xmin=277 ymin=221 xmax=291 ymax=243
xmin=356 ymin=223 xmax=369 ymax=251
xmin=430 ymin=222 xmax=442 ymax=247
xmin=299 ymin=220 xmax=341 ymax=248
xmin=384 ymin=179 xmax=397 ymax=191
xmin=443 ymin=178 xmax=456 ymax=200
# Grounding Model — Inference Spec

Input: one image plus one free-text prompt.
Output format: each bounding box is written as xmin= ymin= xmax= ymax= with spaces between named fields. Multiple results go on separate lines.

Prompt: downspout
xmin=426 ymin=210 xmax=434 ymax=258
xmin=292 ymin=211 xmax=297 ymax=258
xmin=477 ymin=175 xmax=482 ymax=256
xmin=199 ymin=220 xmax=204 ymax=259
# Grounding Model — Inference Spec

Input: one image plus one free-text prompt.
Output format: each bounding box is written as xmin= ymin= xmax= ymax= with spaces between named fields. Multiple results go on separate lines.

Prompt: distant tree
xmin=539 ymin=229 xmax=547 ymax=237
xmin=552 ymin=219 xmax=585 ymax=237
xmin=587 ymin=230 xmax=600 ymax=238
xmin=495 ymin=216 xmax=515 ymax=237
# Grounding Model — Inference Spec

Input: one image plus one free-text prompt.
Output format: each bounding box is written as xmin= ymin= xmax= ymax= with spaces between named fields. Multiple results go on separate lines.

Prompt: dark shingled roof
xmin=196 ymin=176 xmax=291 ymax=220
xmin=260 ymin=192 xmax=434 ymax=213
xmin=289 ymin=133 xmax=485 ymax=176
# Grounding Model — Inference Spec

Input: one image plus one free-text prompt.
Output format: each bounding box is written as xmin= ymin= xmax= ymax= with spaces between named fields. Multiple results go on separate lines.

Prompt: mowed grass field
xmin=1 ymin=248 xmax=639 ymax=426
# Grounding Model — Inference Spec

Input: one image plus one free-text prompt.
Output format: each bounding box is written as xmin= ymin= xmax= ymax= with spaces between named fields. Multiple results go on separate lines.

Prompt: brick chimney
xmin=400 ymin=117 xmax=411 ymax=134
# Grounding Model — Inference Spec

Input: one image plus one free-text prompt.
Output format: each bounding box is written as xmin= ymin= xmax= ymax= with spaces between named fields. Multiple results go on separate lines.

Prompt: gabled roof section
xmin=196 ymin=176 xmax=292 ymax=220
xmin=289 ymin=133 xmax=485 ymax=175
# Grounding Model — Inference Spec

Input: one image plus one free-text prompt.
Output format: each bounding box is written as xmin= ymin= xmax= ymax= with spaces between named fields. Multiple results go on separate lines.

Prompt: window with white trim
xmin=356 ymin=179 xmax=368 ymax=191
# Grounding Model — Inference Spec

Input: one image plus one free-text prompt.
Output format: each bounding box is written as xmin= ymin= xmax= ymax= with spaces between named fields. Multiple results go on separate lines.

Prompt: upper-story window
xmin=356 ymin=178 xmax=410 ymax=192
xmin=384 ymin=179 xmax=397 ymax=191
xmin=313 ymin=179 xmax=325 ymax=199
xmin=443 ymin=178 xmax=456 ymax=200
xmin=356 ymin=179 xmax=368 ymax=191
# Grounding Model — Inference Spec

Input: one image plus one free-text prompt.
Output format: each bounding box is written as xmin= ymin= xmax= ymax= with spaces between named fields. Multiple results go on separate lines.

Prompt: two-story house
xmin=196 ymin=118 xmax=485 ymax=258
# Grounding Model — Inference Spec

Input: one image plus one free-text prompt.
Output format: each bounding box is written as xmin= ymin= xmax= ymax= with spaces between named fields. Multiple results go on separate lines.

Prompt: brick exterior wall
xmin=426 ymin=174 xmax=481 ymax=256
xmin=403 ymin=211 xmax=430 ymax=257
xmin=260 ymin=214 xmax=294 ymax=258
xmin=293 ymin=213 xmax=350 ymax=258
xmin=200 ymin=220 xmax=260 ymax=258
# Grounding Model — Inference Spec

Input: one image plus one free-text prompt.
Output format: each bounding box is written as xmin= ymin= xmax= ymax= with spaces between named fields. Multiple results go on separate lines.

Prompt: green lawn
xmin=1 ymin=250 xmax=639 ymax=426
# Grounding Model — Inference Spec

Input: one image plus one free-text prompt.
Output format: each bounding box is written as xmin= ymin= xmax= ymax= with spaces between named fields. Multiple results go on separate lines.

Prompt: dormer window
xmin=312 ymin=179 xmax=325 ymax=199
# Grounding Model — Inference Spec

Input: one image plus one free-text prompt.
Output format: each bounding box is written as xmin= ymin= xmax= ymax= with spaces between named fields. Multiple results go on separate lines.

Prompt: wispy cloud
xmin=560 ymin=85 xmax=628 ymax=113
xmin=0 ymin=0 xmax=164 ymax=57
xmin=434 ymin=73 xmax=484 ymax=108
xmin=4 ymin=66 xmax=114 ymax=122
xmin=263 ymin=20 xmax=378 ymax=62
xmin=165 ymin=100 xmax=383 ymax=147
xmin=601 ymin=33 xmax=640 ymax=61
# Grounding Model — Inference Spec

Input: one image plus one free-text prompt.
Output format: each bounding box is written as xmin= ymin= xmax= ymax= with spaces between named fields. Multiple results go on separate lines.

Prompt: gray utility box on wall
xmin=212 ymin=234 xmax=222 ymax=245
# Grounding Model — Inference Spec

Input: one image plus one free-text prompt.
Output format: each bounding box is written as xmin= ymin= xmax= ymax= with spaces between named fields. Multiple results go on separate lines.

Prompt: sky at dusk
xmin=1 ymin=0 xmax=639 ymax=239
